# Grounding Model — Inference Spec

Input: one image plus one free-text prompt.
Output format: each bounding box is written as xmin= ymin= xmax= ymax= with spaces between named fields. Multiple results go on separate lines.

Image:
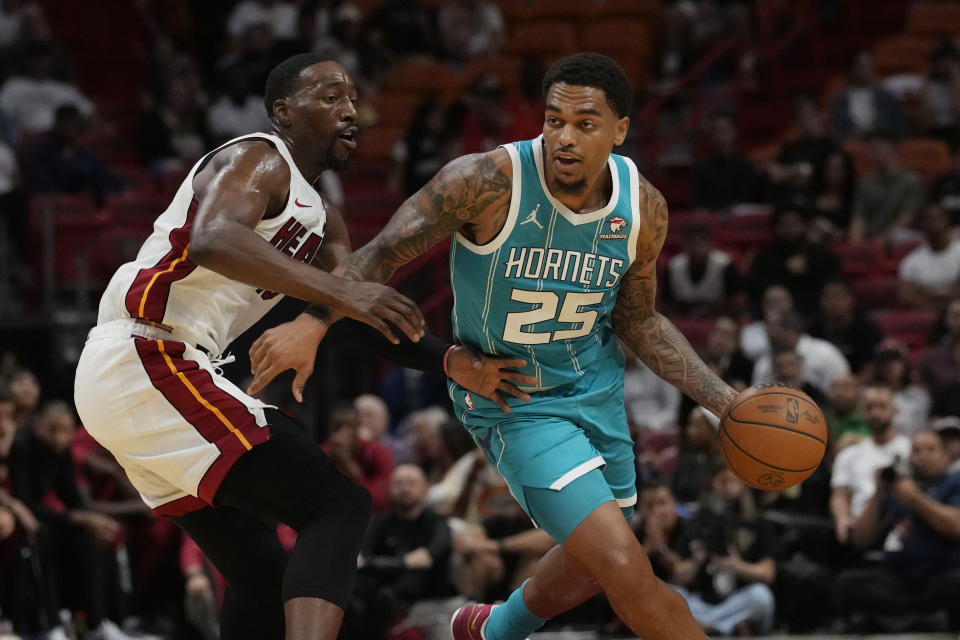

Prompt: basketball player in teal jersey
xmin=252 ymin=53 xmax=737 ymax=639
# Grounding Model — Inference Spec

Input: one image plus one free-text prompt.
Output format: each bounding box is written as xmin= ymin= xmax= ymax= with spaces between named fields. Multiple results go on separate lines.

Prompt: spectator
xmin=810 ymin=151 xmax=857 ymax=244
xmin=830 ymin=52 xmax=906 ymax=141
xmin=139 ymin=76 xmax=209 ymax=174
xmin=9 ymin=402 xmax=134 ymax=640
xmin=922 ymin=40 xmax=960 ymax=145
xmin=921 ymin=299 xmax=960 ymax=391
xmin=323 ymin=403 xmax=394 ymax=512
xmin=205 ymin=64 xmax=270 ymax=144
xmin=389 ymin=98 xmax=456 ymax=196
xmin=8 ymin=368 xmax=38 ymax=429
xmin=23 ymin=104 xmax=123 ymax=204
xmin=849 ymin=130 xmax=926 ymax=245
xmin=753 ymin=310 xmax=849 ymax=396
xmin=770 ymin=346 xmax=827 ymax=407
xmin=225 ymin=0 xmax=298 ymax=44
xmin=458 ymin=73 xmax=536 ymax=154
xmin=662 ymin=222 xmax=746 ymax=317
xmin=899 ymin=203 xmax=960 ymax=309
xmin=3 ymin=3 xmax=74 ymax=82
xmin=691 ymin=111 xmax=760 ymax=211
xmin=929 ymin=142 xmax=960 ymax=226
xmin=809 ymin=277 xmax=883 ymax=374
xmin=929 ymin=296 xmax=960 ymax=347
xmin=748 ymin=202 xmax=842 ymax=319
xmin=831 ymin=384 xmax=912 ymax=543
xmin=352 ymin=464 xmax=453 ymax=639
xmin=368 ymin=0 xmax=439 ymax=58
xmin=408 ymin=406 xmax=450 ymax=484
xmin=0 ymin=41 xmax=92 ymax=137
xmin=622 ymin=339 xmax=682 ymax=433
xmin=671 ymin=408 xmax=720 ymax=504
xmin=839 ymin=429 xmax=960 ymax=632
xmin=438 ymin=0 xmax=504 ymax=62
xmin=741 ymin=284 xmax=793 ymax=362
xmin=870 ymin=340 xmax=931 ymax=436
xmin=929 ymin=338 xmax=960 ymax=420
xmin=701 ymin=315 xmax=754 ymax=390
xmin=654 ymin=463 xmax=777 ymax=636
xmin=355 ymin=393 xmax=413 ymax=464
xmin=826 ymin=373 xmax=869 ymax=441
xmin=934 ymin=417 xmax=960 ymax=474
xmin=768 ymin=94 xmax=838 ymax=203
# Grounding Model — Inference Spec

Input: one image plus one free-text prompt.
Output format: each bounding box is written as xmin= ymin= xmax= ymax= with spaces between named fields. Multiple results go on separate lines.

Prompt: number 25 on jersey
xmin=503 ymin=288 xmax=604 ymax=345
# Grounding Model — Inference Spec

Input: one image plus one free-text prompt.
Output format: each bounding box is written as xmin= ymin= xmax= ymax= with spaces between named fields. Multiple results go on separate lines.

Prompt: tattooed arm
xmin=611 ymin=183 xmax=737 ymax=419
xmin=337 ymin=149 xmax=513 ymax=283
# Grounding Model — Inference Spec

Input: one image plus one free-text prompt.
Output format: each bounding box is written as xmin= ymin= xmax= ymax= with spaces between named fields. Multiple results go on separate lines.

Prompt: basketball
xmin=718 ymin=383 xmax=827 ymax=490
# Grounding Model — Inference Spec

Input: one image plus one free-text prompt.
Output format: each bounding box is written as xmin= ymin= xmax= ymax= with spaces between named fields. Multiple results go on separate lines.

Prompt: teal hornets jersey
xmin=450 ymin=135 xmax=643 ymax=392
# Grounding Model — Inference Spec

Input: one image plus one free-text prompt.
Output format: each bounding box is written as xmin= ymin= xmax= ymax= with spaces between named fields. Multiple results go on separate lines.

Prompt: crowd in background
xmin=1 ymin=0 xmax=960 ymax=638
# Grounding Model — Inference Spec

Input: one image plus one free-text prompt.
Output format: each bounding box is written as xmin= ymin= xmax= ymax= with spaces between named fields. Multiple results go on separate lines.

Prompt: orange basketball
xmin=718 ymin=383 xmax=827 ymax=490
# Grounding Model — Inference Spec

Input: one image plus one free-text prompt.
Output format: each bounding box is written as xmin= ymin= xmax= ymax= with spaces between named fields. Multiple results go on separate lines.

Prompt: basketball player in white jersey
xmin=74 ymin=54 xmax=535 ymax=640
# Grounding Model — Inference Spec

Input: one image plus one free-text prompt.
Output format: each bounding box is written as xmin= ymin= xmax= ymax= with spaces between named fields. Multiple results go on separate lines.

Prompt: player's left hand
xmin=248 ymin=313 xmax=329 ymax=402
xmin=446 ymin=346 xmax=538 ymax=414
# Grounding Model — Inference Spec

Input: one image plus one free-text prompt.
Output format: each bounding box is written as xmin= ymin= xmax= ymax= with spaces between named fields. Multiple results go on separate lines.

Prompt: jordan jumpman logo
xmin=521 ymin=203 xmax=543 ymax=229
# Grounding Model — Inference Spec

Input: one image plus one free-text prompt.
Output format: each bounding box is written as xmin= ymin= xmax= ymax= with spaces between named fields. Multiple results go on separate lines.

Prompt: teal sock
xmin=484 ymin=580 xmax=548 ymax=640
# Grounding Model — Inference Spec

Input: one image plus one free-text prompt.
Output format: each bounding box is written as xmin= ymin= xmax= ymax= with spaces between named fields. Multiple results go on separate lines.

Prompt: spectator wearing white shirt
xmin=899 ymin=203 xmax=960 ymax=310
xmin=438 ymin=0 xmax=504 ymax=62
xmin=752 ymin=310 xmax=850 ymax=395
xmin=206 ymin=65 xmax=271 ymax=144
xmin=831 ymin=385 xmax=911 ymax=543
xmin=622 ymin=339 xmax=681 ymax=432
xmin=741 ymin=284 xmax=793 ymax=362
xmin=226 ymin=0 xmax=298 ymax=42
xmin=0 ymin=42 xmax=92 ymax=136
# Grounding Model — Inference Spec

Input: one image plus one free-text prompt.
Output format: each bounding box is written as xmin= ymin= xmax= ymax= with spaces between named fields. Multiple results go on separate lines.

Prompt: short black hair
xmin=542 ymin=52 xmax=633 ymax=118
xmin=264 ymin=53 xmax=335 ymax=118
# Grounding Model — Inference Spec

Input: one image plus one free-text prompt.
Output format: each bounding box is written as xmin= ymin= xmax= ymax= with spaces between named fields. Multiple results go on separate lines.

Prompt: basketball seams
xmin=719 ymin=420 xmax=819 ymax=473
xmin=728 ymin=389 xmax=821 ymax=416
xmin=724 ymin=415 xmax=827 ymax=446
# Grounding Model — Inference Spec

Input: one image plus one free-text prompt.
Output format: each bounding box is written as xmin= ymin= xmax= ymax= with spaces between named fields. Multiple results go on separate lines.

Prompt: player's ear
xmin=613 ymin=116 xmax=629 ymax=146
xmin=272 ymin=99 xmax=292 ymax=127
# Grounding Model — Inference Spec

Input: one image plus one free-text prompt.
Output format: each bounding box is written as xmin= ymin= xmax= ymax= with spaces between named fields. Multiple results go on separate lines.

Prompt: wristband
xmin=443 ymin=344 xmax=459 ymax=377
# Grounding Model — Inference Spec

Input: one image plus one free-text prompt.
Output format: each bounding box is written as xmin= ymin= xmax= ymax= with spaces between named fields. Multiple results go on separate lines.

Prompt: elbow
xmin=188 ymin=227 xmax=218 ymax=266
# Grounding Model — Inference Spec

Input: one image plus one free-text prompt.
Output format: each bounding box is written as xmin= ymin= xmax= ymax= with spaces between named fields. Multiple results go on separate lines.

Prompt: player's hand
xmin=248 ymin=313 xmax=328 ymax=402
xmin=446 ymin=346 xmax=538 ymax=413
xmin=333 ymin=281 xmax=425 ymax=345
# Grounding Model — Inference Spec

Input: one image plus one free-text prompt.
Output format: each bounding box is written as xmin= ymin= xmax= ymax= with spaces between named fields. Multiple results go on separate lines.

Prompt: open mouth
xmin=554 ymin=154 xmax=580 ymax=170
xmin=336 ymin=128 xmax=358 ymax=150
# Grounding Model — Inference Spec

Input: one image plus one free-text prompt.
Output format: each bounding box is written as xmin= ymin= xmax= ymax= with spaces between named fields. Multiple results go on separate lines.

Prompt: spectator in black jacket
xmin=809 ymin=277 xmax=884 ymax=375
xmin=692 ymin=111 xmax=760 ymax=211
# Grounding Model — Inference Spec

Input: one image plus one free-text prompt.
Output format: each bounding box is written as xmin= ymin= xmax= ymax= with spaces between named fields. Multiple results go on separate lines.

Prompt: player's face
xmin=279 ymin=62 xmax=359 ymax=170
xmin=542 ymin=83 xmax=628 ymax=196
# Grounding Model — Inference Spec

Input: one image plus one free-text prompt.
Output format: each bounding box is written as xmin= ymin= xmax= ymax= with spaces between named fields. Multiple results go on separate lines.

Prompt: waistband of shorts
xmin=87 ymin=318 xmax=209 ymax=353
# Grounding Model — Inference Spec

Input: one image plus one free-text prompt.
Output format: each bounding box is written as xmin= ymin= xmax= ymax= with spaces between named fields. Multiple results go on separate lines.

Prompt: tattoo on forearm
xmin=339 ymin=152 xmax=511 ymax=283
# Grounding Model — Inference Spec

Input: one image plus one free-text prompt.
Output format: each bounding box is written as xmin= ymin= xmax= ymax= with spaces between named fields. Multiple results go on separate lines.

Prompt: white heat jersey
xmin=97 ymin=132 xmax=327 ymax=354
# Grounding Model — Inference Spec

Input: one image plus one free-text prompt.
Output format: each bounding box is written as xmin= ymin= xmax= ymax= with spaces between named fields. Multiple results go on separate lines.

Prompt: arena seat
xmin=874 ymin=309 xmax=937 ymax=352
xmin=907 ymin=2 xmax=960 ymax=37
xmin=873 ymin=35 xmax=934 ymax=77
xmin=898 ymin=137 xmax=953 ymax=180
xmin=852 ymin=275 xmax=900 ymax=311
xmin=834 ymin=242 xmax=888 ymax=279
xmin=503 ymin=21 xmax=578 ymax=59
xmin=672 ymin=317 xmax=714 ymax=350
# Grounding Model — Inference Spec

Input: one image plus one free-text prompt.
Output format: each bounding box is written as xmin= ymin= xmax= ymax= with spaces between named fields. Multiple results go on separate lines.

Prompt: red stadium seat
xmin=503 ymin=21 xmax=578 ymax=58
xmin=852 ymin=275 xmax=900 ymax=311
xmin=834 ymin=242 xmax=888 ymax=278
xmin=898 ymin=137 xmax=953 ymax=180
xmin=873 ymin=36 xmax=935 ymax=77
xmin=672 ymin=317 xmax=714 ymax=350
xmin=874 ymin=309 xmax=937 ymax=352
xmin=907 ymin=2 xmax=960 ymax=37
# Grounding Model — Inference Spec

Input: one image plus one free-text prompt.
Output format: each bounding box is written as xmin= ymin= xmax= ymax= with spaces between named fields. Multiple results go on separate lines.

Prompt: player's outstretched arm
xmin=189 ymin=141 xmax=424 ymax=344
xmin=611 ymin=184 xmax=737 ymax=419
xmin=336 ymin=149 xmax=513 ymax=284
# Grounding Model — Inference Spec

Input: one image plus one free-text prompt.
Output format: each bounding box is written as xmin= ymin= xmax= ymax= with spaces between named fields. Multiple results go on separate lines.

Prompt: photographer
xmin=837 ymin=430 xmax=960 ymax=631
xmin=643 ymin=463 xmax=776 ymax=636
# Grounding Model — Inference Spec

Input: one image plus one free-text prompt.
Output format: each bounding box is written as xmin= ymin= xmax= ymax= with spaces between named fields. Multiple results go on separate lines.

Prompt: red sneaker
xmin=449 ymin=603 xmax=495 ymax=640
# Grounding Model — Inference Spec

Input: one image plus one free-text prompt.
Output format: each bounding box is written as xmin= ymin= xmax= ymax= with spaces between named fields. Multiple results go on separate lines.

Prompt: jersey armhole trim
xmin=626 ymin=158 xmax=642 ymax=265
xmin=453 ymin=145 xmax=521 ymax=255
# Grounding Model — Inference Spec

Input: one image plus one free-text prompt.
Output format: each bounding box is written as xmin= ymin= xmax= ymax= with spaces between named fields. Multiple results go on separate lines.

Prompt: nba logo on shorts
xmin=465 ymin=393 xmax=475 ymax=411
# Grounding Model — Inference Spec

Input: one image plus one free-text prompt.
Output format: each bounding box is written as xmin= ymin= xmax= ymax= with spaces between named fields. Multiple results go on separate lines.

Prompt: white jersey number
xmin=503 ymin=289 xmax=604 ymax=345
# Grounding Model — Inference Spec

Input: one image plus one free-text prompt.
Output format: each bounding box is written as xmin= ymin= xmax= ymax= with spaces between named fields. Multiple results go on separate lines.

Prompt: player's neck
xmin=550 ymin=166 xmax=612 ymax=214
xmin=272 ymin=128 xmax=325 ymax=185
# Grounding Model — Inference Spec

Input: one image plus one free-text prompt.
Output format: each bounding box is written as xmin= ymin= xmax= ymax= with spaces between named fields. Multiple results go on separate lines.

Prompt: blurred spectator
xmin=458 ymin=73 xmax=537 ymax=154
xmin=826 ymin=373 xmax=869 ymax=441
xmin=323 ymin=404 xmax=394 ymax=512
xmin=378 ymin=364 xmax=450 ymax=432
xmin=311 ymin=4 xmax=371 ymax=95
xmin=205 ymin=64 xmax=270 ymax=144
xmin=3 ymin=2 xmax=73 ymax=82
xmin=934 ymin=418 xmax=960 ymax=474
xmin=741 ymin=284 xmax=793 ymax=362
xmin=809 ymin=277 xmax=883 ymax=374
xmin=753 ymin=310 xmax=850 ymax=396
xmin=830 ymin=52 xmax=906 ymax=141
xmin=922 ymin=40 xmax=960 ymax=145
xmin=701 ymin=315 xmax=754 ymax=389
xmin=831 ymin=385 xmax=912 ymax=543
xmin=748 ymin=202 xmax=842 ymax=319
xmin=661 ymin=222 xmax=746 ymax=317
xmin=226 ymin=0 xmax=298 ymax=44
xmin=622 ymin=339 xmax=682 ymax=433
xmin=23 ymin=104 xmax=123 ymax=204
xmin=139 ymin=76 xmax=209 ymax=174
xmin=389 ymin=98 xmax=456 ymax=196
xmin=8 ymin=368 xmax=38 ymax=429
xmin=0 ymin=41 xmax=93 ymax=137
xmin=0 ymin=0 xmax=24 ymax=48
xmin=899 ymin=203 xmax=960 ymax=309
xmin=840 ymin=430 xmax=960 ymax=632
xmin=921 ymin=299 xmax=960 ymax=392
xmin=355 ymin=393 xmax=413 ymax=466
xmin=871 ymin=340 xmax=931 ymax=436
xmin=438 ymin=0 xmax=504 ymax=62
xmin=658 ymin=463 xmax=777 ymax=636
xmin=770 ymin=346 xmax=827 ymax=407
xmin=351 ymin=464 xmax=453 ymax=639
xmin=691 ymin=111 xmax=760 ymax=211
xmin=671 ymin=408 xmax=720 ymax=504
xmin=810 ymin=151 xmax=856 ymax=244
xmin=368 ymin=0 xmax=439 ymax=58
xmin=179 ymin=535 xmax=222 ymax=640
xmin=408 ymin=406 xmax=450 ymax=483
xmin=768 ymin=95 xmax=838 ymax=203
xmin=9 ymin=402 xmax=134 ymax=639
xmin=849 ymin=131 xmax=925 ymax=245
xmin=929 ymin=142 xmax=960 ymax=226
xmin=929 ymin=296 xmax=960 ymax=347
